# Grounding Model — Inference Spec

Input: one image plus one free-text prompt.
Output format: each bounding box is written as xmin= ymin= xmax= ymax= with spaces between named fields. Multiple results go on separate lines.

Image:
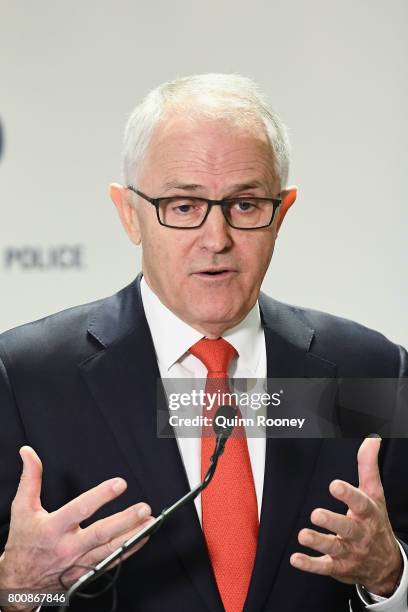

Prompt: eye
xmin=238 ymin=201 xmax=253 ymax=211
xmin=234 ymin=199 xmax=258 ymax=212
xmin=168 ymin=198 xmax=199 ymax=214
xmin=175 ymin=203 xmax=193 ymax=213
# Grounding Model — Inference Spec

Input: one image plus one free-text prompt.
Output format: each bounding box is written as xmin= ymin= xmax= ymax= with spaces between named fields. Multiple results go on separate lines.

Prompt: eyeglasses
xmin=127 ymin=186 xmax=281 ymax=230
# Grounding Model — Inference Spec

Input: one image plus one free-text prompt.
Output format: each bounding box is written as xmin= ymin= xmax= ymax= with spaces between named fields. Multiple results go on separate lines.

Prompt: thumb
xmin=357 ymin=437 xmax=383 ymax=498
xmin=14 ymin=446 xmax=43 ymax=510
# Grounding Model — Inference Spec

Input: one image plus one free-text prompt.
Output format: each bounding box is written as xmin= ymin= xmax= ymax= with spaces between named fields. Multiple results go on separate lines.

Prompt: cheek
xmin=142 ymin=228 xmax=192 ymax=279
xmin=238 ymin=234 xmax=275 ymax=278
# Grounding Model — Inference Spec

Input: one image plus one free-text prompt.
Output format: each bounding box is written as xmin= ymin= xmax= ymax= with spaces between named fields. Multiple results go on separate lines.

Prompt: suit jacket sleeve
xmin=0 ymin=349 xmax=27 ymax=551
xmin=350 ymin=345 xmax=408 ymax=611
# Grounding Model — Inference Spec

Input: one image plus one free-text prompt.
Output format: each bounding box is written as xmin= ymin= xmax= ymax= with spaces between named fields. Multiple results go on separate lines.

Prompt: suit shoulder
xmin=297 ymin=304 xmax=392 ymax=347
xmin=0 ymin=278 xmax=142 ymax=370
xmin=259 ymin=292 xmax=405 ymax=375
xmin=0 ymin=296 xmax=106 ymax=366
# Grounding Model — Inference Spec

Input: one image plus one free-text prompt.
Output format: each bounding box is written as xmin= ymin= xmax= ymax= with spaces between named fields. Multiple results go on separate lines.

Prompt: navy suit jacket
xmin=0 ymin=275 xmax=407 ymax=612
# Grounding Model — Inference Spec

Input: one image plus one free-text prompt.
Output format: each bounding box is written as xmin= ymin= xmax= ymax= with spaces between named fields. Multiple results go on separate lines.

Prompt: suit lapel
xmin=80 ymin=277 xmax=224 ymax=612
xmin=244 ymin=295 xmax=337 ymax=612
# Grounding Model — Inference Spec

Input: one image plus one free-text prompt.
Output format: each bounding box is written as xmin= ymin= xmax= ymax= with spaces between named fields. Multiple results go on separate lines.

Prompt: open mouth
xmin=195 ymin=269 xmax=236 ymax=278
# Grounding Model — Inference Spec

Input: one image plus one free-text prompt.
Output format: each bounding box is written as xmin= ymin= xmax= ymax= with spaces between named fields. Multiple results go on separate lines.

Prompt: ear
xmin=276 ymin=186 xmax=297 ymax=233
xmin=110 ymin=183 xmax=141 ymax=246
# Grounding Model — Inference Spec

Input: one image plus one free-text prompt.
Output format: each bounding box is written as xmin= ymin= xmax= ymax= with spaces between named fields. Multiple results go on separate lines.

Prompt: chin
xmin=191 ymin=306 xmax=244 ymax=330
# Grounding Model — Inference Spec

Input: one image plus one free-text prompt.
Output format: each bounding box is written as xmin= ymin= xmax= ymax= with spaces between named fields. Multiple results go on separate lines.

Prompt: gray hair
xmin=122 ymin=73 xmax=291 ymax=189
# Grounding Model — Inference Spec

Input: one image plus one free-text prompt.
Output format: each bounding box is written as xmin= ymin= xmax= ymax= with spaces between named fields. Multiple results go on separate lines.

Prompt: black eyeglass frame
xmin=127 ymin=185 xmax=281 ymax=230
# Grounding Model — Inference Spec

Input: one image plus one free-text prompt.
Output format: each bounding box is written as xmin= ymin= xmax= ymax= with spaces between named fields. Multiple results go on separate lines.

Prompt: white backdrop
xmin=1 ymin=0 xmax=406 ymax=347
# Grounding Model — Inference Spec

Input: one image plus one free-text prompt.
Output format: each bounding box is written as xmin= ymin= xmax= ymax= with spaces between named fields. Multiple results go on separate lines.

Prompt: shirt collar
xmin=141 ymin=276 xmax=263 ymax=375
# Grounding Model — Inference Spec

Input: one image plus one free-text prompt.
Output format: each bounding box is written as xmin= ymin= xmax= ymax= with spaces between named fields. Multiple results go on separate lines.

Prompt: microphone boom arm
xmin=59 ymin=427 xmax=231 ymax=609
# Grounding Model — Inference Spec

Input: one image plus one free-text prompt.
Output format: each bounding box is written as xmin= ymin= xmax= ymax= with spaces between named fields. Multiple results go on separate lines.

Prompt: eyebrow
xmin=161 ymin=180 xmax=266 ymax=193
xmin=162 ymin=181 xmax=203 ymax=192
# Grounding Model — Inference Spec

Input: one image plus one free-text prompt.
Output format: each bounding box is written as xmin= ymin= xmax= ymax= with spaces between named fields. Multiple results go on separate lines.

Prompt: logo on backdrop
xmin=3 ymin=245 xmax=84 ymax=270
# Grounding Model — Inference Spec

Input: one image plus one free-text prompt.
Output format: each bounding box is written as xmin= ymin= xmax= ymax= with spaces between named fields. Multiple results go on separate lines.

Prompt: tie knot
xmin=189 ymin=337 xmax=237 ymax=376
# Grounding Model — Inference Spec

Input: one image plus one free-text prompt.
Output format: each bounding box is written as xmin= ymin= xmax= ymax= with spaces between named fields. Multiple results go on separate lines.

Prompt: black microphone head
xmin=213 ymin=405 xmax=238 ymax=437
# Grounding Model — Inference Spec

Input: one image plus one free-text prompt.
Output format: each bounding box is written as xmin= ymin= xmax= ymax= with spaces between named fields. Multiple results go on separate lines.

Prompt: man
xmin=0 ymin=74 xmax=407 ymax=612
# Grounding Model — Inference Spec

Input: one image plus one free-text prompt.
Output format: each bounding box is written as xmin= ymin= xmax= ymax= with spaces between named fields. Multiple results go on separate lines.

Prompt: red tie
xmin=189 ymin=338 xmax=259 ymax=612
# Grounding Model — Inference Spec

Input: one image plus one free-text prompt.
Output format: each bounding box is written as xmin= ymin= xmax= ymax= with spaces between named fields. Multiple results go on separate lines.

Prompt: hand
xmin=290 ymin=437 xmax=402 ymax=596
xmin=0 ymin=446 xmax=153 ymax=611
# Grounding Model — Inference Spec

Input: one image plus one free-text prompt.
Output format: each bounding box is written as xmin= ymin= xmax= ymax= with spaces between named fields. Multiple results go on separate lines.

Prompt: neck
xmin=187 ymin=322 xmax=239 ymax=339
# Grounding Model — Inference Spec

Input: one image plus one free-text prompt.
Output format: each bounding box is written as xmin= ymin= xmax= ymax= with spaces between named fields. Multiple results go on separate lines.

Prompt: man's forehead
xmin=139 ymin=115 xmax=276 ymax=189
xmin=160 ymin=179 xmax=270 ymax=193
xmin=150 ymin=112 xmax=269 ymax=147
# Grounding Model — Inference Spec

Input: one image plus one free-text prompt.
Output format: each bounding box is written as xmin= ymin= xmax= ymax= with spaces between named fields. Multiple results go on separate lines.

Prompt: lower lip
xmin=193 ymin=271 xmax=237 ymax=281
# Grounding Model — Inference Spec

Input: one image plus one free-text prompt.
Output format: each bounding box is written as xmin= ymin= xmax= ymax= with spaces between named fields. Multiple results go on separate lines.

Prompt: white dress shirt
xmin=141 ymin=277 xmax=408 ymax=611
xmin=141 ymin=276 xmax=266 ymax=522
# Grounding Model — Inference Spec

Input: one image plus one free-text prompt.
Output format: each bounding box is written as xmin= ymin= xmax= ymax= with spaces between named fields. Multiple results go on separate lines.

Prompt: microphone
xmin=213 ymin=404 xmax=237 ymax=437
xmin=58 ymin=404 xmax=237 ymax=610
xmin=212 ymin=404 xmax=238 ymax=456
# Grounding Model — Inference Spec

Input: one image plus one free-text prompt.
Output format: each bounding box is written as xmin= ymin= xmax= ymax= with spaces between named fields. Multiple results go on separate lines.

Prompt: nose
xmin=198 ymin=204 xmax=233 ymax=253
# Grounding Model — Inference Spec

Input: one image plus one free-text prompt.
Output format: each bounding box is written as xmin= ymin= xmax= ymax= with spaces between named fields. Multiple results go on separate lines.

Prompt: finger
xmin=50 ymin=478 xmax=128 ymax=532
xmin=358 ymin=437 xmax=383 ymax=499
xmin=311 ymin=508 xmax=364 ymax=540
xmin=80 ymin=503 xmax=151 ymax=552
xmin=14 ymin=446 xmax=43 ymax=511
xmin=298 ymin=528 xmax=345 ymax=557
xmin=85 ymin=516 xmax=155 ymax=568
xmin=58 ymin=518 xmax=154 ymax=590
xmin=329 ymin=480 xmax=373 ymax=517
xmin=290 ymin=552 xmax=334 ymax=576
